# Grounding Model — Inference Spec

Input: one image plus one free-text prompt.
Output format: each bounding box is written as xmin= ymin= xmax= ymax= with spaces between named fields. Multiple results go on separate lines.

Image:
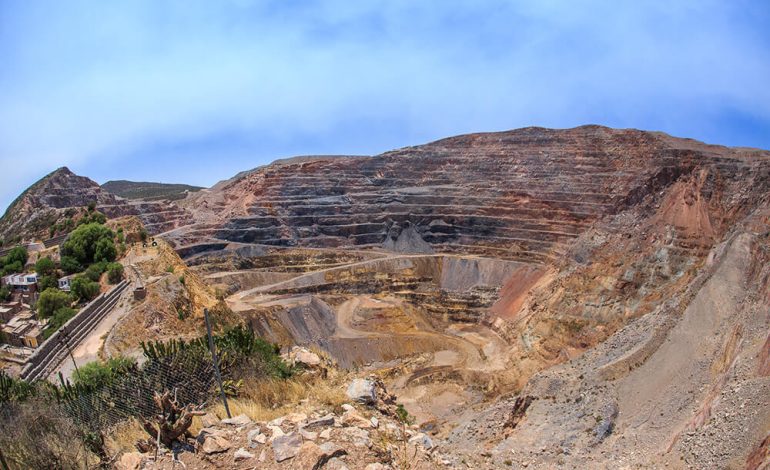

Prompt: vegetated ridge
xmin=102 ymin=180 xmax=203 ymax=201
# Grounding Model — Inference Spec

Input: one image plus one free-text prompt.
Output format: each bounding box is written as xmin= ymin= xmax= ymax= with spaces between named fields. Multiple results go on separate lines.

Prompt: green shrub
xmin=59 ymin=255 xmax=82 ymax=275
xmin=61 ymin=223 xmax=114 ymax=266
xmin=1 ymin=260 xmax=23 ymax=276
xmin=35 ymin=256 xmax=56 ymax=276
xmin=70 ymin=276 xmax=100 ymax=302
xmin=36 ymin=288 xmax=72 ymax=318
xmin=37 ymin=275 xmax=58 ymax=291
xmin=0 ymin=371 xmax=35 ymax=403
xmin=166 ymin=265 xmax=175 ymax=273
xmin=72 ymin=356 xmax=136 ymax=391
xmin=0 ymin=286 xmax=10 ymax=302
xmin=4 ymin=246 xmax=28 ymax=267
xmin=93 ymin=237 xmax=116 ymax=263
xmin=107 ymin=263 xmax=124 ymax=284
xmin=395 ymin=404 xmax=413 ymax=425
xmin=0 ymin=246 xmax=28 ymax=275
xmin=42 ymin=307 xmax=77 ymax=339
xmin=85 ymin=262 xmax=108 ymax=282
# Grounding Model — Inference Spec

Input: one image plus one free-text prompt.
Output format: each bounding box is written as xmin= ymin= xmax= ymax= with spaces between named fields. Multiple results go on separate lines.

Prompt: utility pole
xmin=204 ymin=308 xmax=231 ymax=418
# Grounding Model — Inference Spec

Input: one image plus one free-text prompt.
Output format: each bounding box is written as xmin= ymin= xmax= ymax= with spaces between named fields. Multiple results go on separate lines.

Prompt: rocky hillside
xmin=0 ymin=168 xmax=195 ymax=243
xmin=156 ymin=125 xmax=770 ymax=468
xmin=0 ymin=167 xmax=121 ymax=243
xmin=166 ymin=125 xmax=770 ymax=262
xmin=102 ymin=180 xmax=203 ymax=201
xmin=5 ymin=126 xmax=770 ymax=468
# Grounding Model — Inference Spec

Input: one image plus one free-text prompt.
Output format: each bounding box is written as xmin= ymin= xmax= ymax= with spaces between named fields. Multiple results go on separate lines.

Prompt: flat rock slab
xmin=273 ymin=432 xmax=303 ymax=462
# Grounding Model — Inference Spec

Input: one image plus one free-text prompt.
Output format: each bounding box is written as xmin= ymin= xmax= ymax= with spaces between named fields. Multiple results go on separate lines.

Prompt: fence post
xmin=204 ymin=308 xmax=231 ymax=418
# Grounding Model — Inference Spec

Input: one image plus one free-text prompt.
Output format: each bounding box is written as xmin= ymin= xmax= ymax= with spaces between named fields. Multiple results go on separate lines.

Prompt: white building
xmin=1 ymin=273 xmax=38 ymax=292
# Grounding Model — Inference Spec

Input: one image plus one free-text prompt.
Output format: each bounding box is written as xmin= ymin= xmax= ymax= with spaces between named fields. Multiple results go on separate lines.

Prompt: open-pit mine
xmin=2 ymin=125 xmax=770 ymax=468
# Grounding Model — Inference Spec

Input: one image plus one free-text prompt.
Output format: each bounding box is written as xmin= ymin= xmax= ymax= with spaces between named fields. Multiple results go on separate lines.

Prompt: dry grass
xmin=104 ymin=418 xmax=147 ymax=456
xmin=209 ymin=373 xmax=348 ymax=422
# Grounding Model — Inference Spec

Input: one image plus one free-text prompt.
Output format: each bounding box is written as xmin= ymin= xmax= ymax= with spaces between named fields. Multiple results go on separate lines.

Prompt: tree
xmin=36 ymin=288 xmax=71 ymax=318
xmin=70 ymin=276 xmax=100 ymax=302
xmin=72 ymin=356 xmax=135 ymax=390
xmin=5 ymin=247 xmax=28 ymax=267
xmin=107 ymin=263 xmax=124 ymax=284
xmin=85 ymin=262 xmax=107 ymax=282
xmin=42 ymin=307 xmax=77 ymax=339
xmin=94 ymin=238 xmax=116 ymax=263
xmin=0 ymin=286 xmax=10 ymax=302
xmin=35 ymin=257 xmax=56 ymax=277
xmin=137 ymin=391 xmax=205 ymax=451
xmin=60 ymin=256 xmax=82 ymax=275
xmin=1 ymin=261 xmax=22 ymax=276
xmin=61 ymin=223 xmax=114 ymax=265
xmin=1 ymin=246 xmax=28 ymax=275
xmin=37 ymin=275 xmax=58 ymax=291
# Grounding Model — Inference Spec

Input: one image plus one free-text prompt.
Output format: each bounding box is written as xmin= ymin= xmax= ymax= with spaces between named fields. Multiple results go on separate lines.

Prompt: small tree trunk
xmin=137 ymin=390 xmax=205 ymax=451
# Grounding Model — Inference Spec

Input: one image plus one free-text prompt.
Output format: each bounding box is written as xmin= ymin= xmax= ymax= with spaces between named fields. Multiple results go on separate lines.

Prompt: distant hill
xmin=101 ymin=180 xmax=203 ymax=201
xmin=0 ymin=167 xmax=122 ymax=243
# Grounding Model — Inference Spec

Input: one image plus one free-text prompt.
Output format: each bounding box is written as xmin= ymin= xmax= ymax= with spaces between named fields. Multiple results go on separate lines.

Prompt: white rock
xmin=247 ymin=428 xmax=267 ymax=447
xmin=300 ymin=427 xmax=318 ymax=441
xmin=408 ymin=433 xmax=435 ymax=450
xmin=341 ymin=404 xmax=355 ymax=412
xmin=295 ymin=348 xmax=322 ymax=366
xmin=268 ymin=425 xmax=285 ymax=441
xmin=342 ymin=427 xmax=371 ymax=448
xmin=319 ymin=428 xmax=333 ymax=440
xmin=346 ymin=378 xmax=377 ymax=404
xmin=370 ymin=417 xmax=379 ymax=428
xmin=221 ymin=414 xmax=252 ymax=426
xmin=201 ymin=435 xmax=231 ymax=454
xmin=233 ymin=447 xmax=254 ymax=461
xmin=269 ymin=416 xmax=286 ymax=427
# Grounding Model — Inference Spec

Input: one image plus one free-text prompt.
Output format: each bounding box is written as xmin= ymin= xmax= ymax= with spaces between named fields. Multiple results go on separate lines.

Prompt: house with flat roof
xmin=0 ymin=302 xmax=22 ymax=322
xmin=1 ymin=273 xmax=38 ymax=293
xmin=58 ymin=275 xmax=75 ymax=291
xmin=1 ymin=311 xmax=44 ymax=348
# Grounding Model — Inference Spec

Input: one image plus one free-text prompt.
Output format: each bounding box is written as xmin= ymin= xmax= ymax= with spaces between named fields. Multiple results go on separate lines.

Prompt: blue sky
xmin=1 ymin=0 xmax=769 ymax=214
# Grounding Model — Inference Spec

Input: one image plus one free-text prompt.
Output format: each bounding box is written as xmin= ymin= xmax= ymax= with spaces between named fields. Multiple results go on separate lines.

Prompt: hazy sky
xmin=1 ymin=0 xmax=769 ymax=214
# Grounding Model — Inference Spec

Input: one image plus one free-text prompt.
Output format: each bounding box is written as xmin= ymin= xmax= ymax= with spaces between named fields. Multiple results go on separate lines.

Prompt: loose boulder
xmin=272 ymin=432 xmax=303 ymax=462
xmin=346 ymin=379 xmax=376 ymax=405
xmin=294 ymin=441 xmax=347 ymax=470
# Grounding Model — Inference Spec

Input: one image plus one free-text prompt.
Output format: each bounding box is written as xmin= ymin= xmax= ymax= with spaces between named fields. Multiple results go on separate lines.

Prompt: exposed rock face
xmin=0 ymin=167 xmax=194 ymax=242
xmin=0 ymin=167 xmax=121 ymax=241
xmin=167 ymin=125 xmax=769 ymax=263
xmin=6 ymin=125 xmax=770 ymax=469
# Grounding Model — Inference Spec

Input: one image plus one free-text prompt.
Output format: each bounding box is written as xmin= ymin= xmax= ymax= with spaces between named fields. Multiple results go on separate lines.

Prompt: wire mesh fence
xmin=57 ymin=356 xmax=217 ymax=432
xmin=0 ymin=323 xmax=289 ymax=468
